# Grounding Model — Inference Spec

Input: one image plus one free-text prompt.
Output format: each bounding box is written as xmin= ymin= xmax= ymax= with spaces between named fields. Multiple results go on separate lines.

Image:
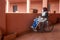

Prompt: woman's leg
xmin=39 ymin=22 xmax=44 ymax=32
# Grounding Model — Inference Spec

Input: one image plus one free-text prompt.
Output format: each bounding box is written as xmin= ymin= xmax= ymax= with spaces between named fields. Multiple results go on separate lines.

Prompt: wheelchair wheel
xmin=43 ymin=21 xmax=54 ymax=32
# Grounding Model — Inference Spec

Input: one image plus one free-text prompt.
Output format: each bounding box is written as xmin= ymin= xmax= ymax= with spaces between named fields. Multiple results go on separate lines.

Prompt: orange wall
xmin=0 ymin=0 xmax=6 ymax=33
xmin=49 ymin=0 xmax=59 ymax=13
xmin=30 ymin=1 xmax=42 ymax=13
xmin=6 ymin=13 xmax=59 ymax=34
xmin=0 ymin=0 xmax=60 ymax=35
xmin=9 ymin=1 xmax=42 ymax=13
xmin=9 ymin=2 xmax=26 ymax=13
xmin=6 ymin=13 xmax=40 ymax=34
xmin=59 ymin=0 xmax=60 ymax=13
xmin=6 ymin=13 xmax=39 ymax=34
xmin=8 ymin=0 xmax=59 ymax=13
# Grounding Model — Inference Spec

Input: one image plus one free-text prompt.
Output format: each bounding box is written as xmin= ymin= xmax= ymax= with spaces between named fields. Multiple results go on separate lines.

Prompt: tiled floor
xmin=16 ymin=23 xmax=60 ymax=40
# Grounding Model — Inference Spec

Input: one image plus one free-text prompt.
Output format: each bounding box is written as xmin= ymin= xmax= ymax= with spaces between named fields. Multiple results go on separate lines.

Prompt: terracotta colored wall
xmin=6 ymin=13 xmax=40 ymax=34
xmin=42 ymin=0 xmax=48 ymax=8
xmin=48 ymin=14 xmax=57 ymax=24
xmin=8 ymin=0 xmax=59 ymax=13
xmin=56 ymin=13 xmax=60 ymax=22
xmin=0 ymin=0 xmax=59 ymax=35
xmin=49 ymin=0 xmax=59 ymax=13
xmin=9 ymin=1 xmax=42 ymax=13
xmin=30 ymin=1 xmax=42 ymax=13
xmin=0 ymin=0 xmax=6 ymax=33
xmin=6 ymin=13 xmax=58 ymax=34
xmin=9 ymin=2 xmax=26 ymax=13
xmin=59 ymin=0 xmax=60 ymax=13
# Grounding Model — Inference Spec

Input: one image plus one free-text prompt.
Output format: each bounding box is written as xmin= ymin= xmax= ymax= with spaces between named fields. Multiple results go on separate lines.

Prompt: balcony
xmin=5 ymin=0 xmax=59 ymax=13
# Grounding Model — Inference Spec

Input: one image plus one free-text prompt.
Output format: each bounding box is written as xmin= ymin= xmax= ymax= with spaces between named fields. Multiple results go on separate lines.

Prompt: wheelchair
xmin=30 ymin=16 xmax=54 ymax=32
xmin=37 ymin=20 xmax=54 ymax=32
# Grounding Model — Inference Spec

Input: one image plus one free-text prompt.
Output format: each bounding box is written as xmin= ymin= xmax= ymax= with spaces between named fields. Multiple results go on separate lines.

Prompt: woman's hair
xmin=43 ymin=7 xmax=48 ymax=11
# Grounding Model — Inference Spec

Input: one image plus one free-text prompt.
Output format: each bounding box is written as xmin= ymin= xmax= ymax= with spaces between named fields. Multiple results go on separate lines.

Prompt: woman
xmin=40 ymin=7 xmax=48 ymax=32
xmin=31 ymin=16 xmax=41 ymax=32
xmin=42 ymin=7 xmax=48 ymax=19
